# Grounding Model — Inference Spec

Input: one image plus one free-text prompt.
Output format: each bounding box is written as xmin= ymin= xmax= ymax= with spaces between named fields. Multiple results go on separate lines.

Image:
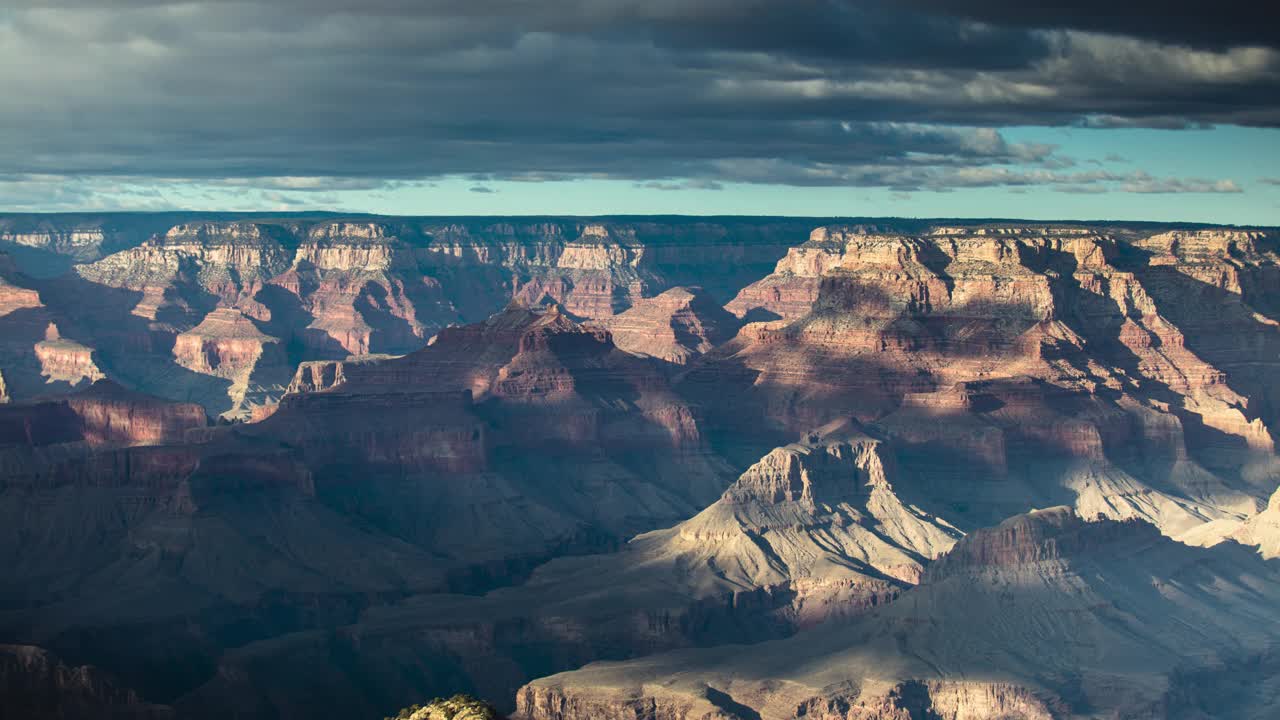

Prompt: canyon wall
xmin=3 ymin=216 xmax=812 ymax=418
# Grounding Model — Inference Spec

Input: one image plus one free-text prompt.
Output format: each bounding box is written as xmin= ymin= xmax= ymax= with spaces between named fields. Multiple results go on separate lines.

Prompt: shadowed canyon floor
xmin=2 ymin=215 xmax=1280 ymax=719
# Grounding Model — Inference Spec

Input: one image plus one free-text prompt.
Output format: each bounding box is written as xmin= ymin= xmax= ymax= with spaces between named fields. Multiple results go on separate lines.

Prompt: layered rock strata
xmin=9 ymin=217 xmax=812 ymax=415
xmin=686 ymin=225 xmax=1277 ymax=535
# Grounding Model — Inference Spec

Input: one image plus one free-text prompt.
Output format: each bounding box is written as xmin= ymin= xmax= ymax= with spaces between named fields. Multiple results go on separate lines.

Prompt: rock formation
xmin=34 ymin=323 xmax=105 ymax=387
xmin=387 ymin=695 xmax=506 ymax=720
xmin=685 ymin=225 xmax=1275 ymax=535
xmin=172 ymin=308 xmax=289 ymax=417
xmin=0 ymin=253 xmax=71 ymax=399
xmin=596 ymin=287 xmax=739 ymax=364
xmin=516 ymin=508 xmax=1280 ymax=720
xmin=0 ymin=416 xmax=445 ymax=718
xmin=0 ymin=252 xmax=43 ymax=316
xmin=0 ymin=213 xmax=187 ymax=271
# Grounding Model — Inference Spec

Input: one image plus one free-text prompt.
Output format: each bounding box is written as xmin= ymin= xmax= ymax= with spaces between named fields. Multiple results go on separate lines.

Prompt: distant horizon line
xmin=0 ymin=209 xmax=1275 ymax=230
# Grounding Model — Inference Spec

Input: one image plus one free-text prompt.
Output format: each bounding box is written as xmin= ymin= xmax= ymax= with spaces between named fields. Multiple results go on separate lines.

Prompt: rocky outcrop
xmin=287 ymin=359 xmax=349 ymax=394
xmin=516 ymin=509 xmax=1280 ymax=720
xmin=172 ymin=309 xmax=280 ymax=376
xmin=0 ymin=253 xmax=76 ymax=400
xmin=724 ymin=226 xmax=856 ymax=321
xmin=0 ymin=229 xmax=109 ymax=261
xmin=596 ymin=287 xmax=738 ymax=364
xmin=172 ymin=308 xmax=289 ymax=418
xmin=0 ymin=214 xmax=189 ymax=270
xmin=516 ymin=679 xmax=1061 ymax=720
xmin=389 ymin=695 xmax=506 ymax=720
xmin=34 ymin=323 xmax=104 ymax=387
xmin=921 ymin=505 xmax=1155 ymax=578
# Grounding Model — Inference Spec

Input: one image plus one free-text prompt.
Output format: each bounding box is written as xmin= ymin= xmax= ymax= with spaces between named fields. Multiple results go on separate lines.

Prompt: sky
xmin=0 ymin=1 xmax=1277 ymax=224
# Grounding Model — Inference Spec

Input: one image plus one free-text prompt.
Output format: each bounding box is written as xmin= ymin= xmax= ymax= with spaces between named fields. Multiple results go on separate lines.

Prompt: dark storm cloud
xmin=0 ymin=1 xmax=1274 ymax=193
xmin=902 ymin=1 xmax=1280 ymax=51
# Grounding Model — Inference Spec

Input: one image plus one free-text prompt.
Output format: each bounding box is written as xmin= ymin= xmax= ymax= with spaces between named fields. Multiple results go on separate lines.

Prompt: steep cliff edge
xmin=0 ymin=213 xmax=195 ymax=272
xmin=0 ymin=380 xmax=207 ymax=451
xmin=62 ymin=380 xmax=208 ymax=447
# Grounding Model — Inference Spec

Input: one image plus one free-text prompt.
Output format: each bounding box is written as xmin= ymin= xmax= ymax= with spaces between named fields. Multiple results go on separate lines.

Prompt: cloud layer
xmin=1 ymin=1 xmax=1275 ymax=201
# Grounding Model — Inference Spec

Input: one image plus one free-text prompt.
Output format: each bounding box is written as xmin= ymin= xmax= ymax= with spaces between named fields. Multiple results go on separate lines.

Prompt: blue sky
xmin=360 ymin=126 xmax=1280 ymax=223
xmin=62 ymin=126 xmax=1272 ymax=224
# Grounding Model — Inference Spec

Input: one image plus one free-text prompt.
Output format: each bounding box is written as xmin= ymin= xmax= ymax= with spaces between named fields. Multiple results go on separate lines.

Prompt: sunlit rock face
xmin=516 ymin=508 xmax=1280 ymax=720
xmin=685 ymin=224 xmax=1278 ymax=536
xmin=596 ymin=286 xmax=740 ymax=365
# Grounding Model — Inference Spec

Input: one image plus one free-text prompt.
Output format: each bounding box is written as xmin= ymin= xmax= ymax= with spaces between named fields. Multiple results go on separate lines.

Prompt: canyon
xmin=1 ymin=214 xmax=1279 ymax=720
